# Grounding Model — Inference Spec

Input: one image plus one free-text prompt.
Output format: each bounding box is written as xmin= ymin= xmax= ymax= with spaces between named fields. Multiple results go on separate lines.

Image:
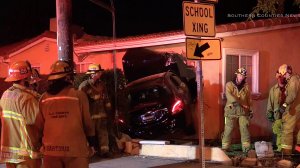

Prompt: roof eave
xmin=74 ymin=22 xmax=300 ymax=54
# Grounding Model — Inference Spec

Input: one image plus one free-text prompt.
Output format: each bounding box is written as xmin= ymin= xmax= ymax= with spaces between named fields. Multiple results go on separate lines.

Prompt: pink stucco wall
xmin=1 ymin=25 xmax=300 ymax=142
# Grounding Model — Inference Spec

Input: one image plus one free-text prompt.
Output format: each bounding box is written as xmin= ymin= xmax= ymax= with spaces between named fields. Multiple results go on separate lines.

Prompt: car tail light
xmin=172 ymin=100 xmax=184 ymax=115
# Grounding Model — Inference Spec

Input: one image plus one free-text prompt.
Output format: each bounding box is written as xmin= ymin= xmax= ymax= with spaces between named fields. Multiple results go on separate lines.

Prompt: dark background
xmin=0 ymin=0 xmax=297 ymax=46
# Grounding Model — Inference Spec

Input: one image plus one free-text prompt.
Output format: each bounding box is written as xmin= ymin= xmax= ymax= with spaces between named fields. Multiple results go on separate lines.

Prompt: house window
xmin=76 ymin=62 xmax=92 ymax=73
xmin=222 ymin=48 xmax=260 ymax=94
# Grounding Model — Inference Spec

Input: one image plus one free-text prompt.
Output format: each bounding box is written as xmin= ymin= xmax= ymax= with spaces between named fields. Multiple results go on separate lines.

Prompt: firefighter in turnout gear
xmin=36 ymin=60 xmax=95 ymax=168
xmin=79 ymin=63 xmax=112 ymax=157
xmin=277 ymin=64 xmax=300 ymax=155
xmin=221 ymin=67 xmax=252 ymax=153
xmin=0 ymin=61 xmax=42 ymax=168
xmin=266 ymin=71 xmax=287 ymax=152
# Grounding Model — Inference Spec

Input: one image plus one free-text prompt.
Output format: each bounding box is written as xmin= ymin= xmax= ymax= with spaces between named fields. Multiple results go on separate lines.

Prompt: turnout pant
xmin=281 ymin=112 xmax=300 ymax=153
xmin=272 ymin=119 xmax=282 ymax=151
xmin=222 ymin=116 xmax=250 ymax=152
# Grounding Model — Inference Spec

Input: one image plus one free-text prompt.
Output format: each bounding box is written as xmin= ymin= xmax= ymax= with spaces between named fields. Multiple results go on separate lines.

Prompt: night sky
xmin=0 ymin=0 xmax=291 ymax=46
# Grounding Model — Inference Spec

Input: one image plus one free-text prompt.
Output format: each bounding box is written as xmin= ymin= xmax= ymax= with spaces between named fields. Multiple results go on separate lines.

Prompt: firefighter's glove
xmin=88 ymin=146 xmax=96 ymax=157
xmin=273 ymin=109 xmax=282 ymax=120
xmin=232 ymin=102 xmax=239 ymax=107
xmin=279 ymin=103 xmax=287 ymax=113
xmin=105 ymin=102 xmax=112 ymax=111
xmin=266 ymin=111 xmax=274 ymax=122
xmin=87 ymin=136 xmax=97 ymax=149
xmin=249 ymin=111 xmax=254 ymax=119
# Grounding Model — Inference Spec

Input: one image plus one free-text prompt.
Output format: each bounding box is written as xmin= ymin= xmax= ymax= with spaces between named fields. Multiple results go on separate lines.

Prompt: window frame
xmin=222 ymin=48 xmax=260 ymax=95
xmin=75 ymin=62 xmax=92 ymax=73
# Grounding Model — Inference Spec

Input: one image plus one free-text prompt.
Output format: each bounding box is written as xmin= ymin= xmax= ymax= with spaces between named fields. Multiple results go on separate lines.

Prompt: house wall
xmin=116 ymin=26 xmax=300 ymax=141
xmin=0 ymin=63 xmax=9 ymax=77
xmin=80 ymin=50 xmax=125 ymax=71
xmin=2 ymin=25 xmax=300 ymax=142
xmin=221 ymin=26 xmax=300 ymax=141
xmin=8 ymin=40 xmax=58 ymax=75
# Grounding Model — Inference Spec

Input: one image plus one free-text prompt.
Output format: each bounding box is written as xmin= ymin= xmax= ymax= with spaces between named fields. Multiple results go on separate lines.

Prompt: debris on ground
xmin=223 ymin=143 xmax=300 ymax=167
xmin=277 ymin=159 xmax=293 ymax=168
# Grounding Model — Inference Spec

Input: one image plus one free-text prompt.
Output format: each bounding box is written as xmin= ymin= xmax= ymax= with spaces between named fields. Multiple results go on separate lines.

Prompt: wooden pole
xmin=56 ymin=0 xmax=73 ymax=64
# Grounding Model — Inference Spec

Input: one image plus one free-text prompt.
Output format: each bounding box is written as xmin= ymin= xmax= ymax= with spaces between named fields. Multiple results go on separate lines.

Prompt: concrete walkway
xmin=0 ymin=155 xmax=191 ymax=168
xmin=90 ymin=155 xmax=188 ymax=168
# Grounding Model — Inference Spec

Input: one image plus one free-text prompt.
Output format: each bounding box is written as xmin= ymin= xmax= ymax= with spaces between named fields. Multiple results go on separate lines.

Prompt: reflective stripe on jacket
xmin=37 ymin=86 xmax=95 ymax=157
xmin=0 ymin=84 xmax=40 ymax=163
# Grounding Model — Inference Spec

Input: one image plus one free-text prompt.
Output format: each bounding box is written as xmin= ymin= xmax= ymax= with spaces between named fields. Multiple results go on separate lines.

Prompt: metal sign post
xmin=191 ymin=1 xmax=205 ymax=167
xmin=182 ymin=0 xmax=217 ymax=166
xmin=196 ymin=60 xmax=205 ymax=168
xmin=183 ymin=0 xmax=219 ymax=166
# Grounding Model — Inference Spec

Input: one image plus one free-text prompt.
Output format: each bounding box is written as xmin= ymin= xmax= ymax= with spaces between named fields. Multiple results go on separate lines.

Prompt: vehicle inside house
xmin=118 ymin=48 xmax=197 ymax=139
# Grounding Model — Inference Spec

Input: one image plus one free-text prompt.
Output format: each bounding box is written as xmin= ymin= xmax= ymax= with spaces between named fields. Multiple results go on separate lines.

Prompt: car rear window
xmin=130 ymin=87 xmax=165 ymax=105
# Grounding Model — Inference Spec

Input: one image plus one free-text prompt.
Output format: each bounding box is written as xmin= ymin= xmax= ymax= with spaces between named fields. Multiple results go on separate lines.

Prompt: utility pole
xmin=56 ymin=0 xmax=73 ymax=64
xmin=89 ymin=0 xmax=119 ymax=136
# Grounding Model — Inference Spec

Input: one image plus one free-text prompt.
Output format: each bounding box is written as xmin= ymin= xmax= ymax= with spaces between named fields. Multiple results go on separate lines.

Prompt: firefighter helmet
xmin=278 ymin=64 xmax=292 ymax=76
xmin=86 ymin=63 xmax=104 ymax=74
xmin=5 ymin=61 xmax=32 ymax=82
xmin=235 ymin=67 xmax=247 ymax=77
xmin=48 ymin=60 xmax=73 ymax=80
xmin=30 ymin=68 xmax=42 ymax=84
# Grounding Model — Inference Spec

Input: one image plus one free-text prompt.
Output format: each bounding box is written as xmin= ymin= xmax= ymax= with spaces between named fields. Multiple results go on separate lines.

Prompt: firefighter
xmin=266 ymin=71 xmax=287 ymax=152
xmin=277 ymin=64 xmax=300 ymax=155
xmin=36 ymin=60 xmax=95 ymax=168
xmin=221 ymin=67 xmax=253 ymax=153
xmin=0 ymin=61 xmax=42 ymax=168
xmin=29 ymin=68 xmax=42 ymax=93
xmin=79 ymin=63 xmax=112 ymax=157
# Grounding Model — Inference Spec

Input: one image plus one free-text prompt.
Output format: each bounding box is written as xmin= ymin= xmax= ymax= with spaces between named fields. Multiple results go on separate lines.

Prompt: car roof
xmin=122 ymin=48 xmax=195 ymax=83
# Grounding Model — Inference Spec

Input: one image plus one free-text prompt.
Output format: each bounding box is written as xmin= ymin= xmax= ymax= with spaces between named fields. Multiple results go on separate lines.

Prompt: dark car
xmin=117 ymin=48 xmax=196 ymax=139
xmin=122 ymin=48 xmax=197 ymax=100
xmin=118 ymin=72 xmax=194 ymax=139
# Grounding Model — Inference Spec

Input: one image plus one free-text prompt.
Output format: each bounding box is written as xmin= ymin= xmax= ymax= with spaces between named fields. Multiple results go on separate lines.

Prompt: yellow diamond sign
xmin=186 ymin=38 xmax=221 ymax=60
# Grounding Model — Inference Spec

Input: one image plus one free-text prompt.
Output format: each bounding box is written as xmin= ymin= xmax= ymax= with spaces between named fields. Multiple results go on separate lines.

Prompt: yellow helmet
xmin=278 ymin=64 xmax=292 ymax=76
xmin=86 ymin=63 xmax=104 ymax=74
xmin=48 ymin=60 xmax=73 ymax=80
xmin=5 ymin=61 xmax=32 ymax=82
xmin=30 ymin=68 xmax=42 ymax=84
xmin=235 ymin=67 xmax=247 ymax=77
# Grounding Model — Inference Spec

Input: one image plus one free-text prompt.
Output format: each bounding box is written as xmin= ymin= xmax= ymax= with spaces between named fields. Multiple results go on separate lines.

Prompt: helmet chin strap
xmin=64 ymin=74 xmax=74 ymax=84
xmin=19 ymin=78 xmax=30 ymax=88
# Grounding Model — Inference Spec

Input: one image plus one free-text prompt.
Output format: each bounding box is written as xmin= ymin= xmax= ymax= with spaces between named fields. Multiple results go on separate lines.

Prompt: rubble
xmin=240 ymin=157 xmax=257 ymax=167
xmin=277 ymin=159 xmax=293 ymax=168
xmin=247 ymin=150 xmax=257 ymax=158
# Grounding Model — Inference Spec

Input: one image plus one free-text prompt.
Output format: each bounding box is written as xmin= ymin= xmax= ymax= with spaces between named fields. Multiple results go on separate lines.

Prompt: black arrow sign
xmin=194 ymin=42 xmax=210 ymax=57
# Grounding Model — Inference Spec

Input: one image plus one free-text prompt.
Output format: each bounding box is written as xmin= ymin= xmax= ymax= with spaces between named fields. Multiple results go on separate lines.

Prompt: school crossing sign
xmin=183 ymin=2 xmax=215 ymax=37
